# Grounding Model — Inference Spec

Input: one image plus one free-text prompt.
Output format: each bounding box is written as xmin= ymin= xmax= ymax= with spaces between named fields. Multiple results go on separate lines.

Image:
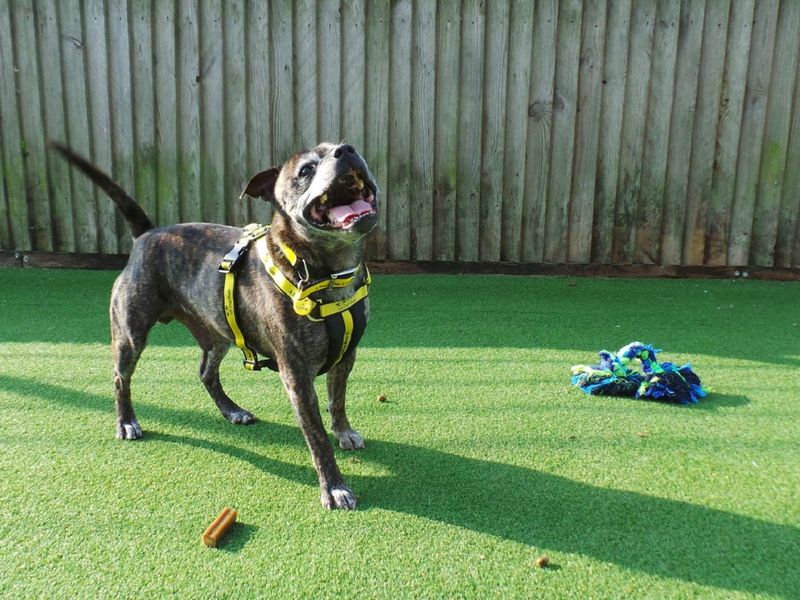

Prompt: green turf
xmin=1 ymin=268 xmax=798 ymax=599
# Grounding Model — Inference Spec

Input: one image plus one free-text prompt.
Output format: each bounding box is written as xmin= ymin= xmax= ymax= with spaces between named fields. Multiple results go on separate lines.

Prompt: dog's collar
xmin=255 ymin=234 xmax=370 ymax=321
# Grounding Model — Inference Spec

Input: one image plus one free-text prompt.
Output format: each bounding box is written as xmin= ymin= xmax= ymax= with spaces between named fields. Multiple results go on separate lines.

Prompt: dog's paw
xmin=334 ymin=429 xmax=365 ymax=450
xmin=224 ymin=408 xmax=256 ymax=425
xmin=321 ymin=485 xmax=357 ymax=510
xmin=116 ymin=419 xmax=143 ymax=440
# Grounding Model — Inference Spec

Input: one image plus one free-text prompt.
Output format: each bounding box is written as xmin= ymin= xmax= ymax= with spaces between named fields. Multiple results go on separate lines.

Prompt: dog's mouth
xmin=305 ymin=170 xmax=377 ymax=231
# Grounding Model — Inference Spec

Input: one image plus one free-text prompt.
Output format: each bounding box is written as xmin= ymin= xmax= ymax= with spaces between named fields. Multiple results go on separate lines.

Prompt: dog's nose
xmin=333 ymin=144 xmax=356 ymax=159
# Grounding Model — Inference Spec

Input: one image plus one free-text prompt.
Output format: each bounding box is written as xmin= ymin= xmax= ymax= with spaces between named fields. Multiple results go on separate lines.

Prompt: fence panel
xmin=2 ymin=0 xmax=799 ymax=269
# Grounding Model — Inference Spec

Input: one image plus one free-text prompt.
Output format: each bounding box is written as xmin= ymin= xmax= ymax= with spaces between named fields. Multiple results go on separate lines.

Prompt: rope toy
xmin=571 ymin=342 xmax=706 ymax=404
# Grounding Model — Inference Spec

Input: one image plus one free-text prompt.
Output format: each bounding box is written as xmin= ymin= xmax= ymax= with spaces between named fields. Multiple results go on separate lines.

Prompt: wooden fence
xmin=1 ymin=0 xmax=800 ymax=269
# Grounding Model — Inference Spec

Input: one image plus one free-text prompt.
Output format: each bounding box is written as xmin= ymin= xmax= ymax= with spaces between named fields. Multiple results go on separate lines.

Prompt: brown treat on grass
xmin=377 ymin=394 xmax=387 ymax=403
xmin=535 ymin=555 xmax=550 ymax=568
xmin=202 ymin=507 xmax=237 ymax=547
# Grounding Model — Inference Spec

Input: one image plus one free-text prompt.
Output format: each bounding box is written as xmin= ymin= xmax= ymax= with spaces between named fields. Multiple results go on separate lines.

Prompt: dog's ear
xmin=240 ymin=167 xmax=280 ymax=202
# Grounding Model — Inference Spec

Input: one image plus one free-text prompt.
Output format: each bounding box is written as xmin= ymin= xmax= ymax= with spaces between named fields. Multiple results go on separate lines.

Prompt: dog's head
xmin=242 ymin=143 xmax=379 ymax=242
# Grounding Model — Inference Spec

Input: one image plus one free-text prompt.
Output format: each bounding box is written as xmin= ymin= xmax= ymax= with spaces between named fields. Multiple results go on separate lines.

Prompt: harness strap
xmin=219 ymin=224 xmax=275 ymax=371
xmin=219 ymin=224 xmax=370 ymax=374
xmin=255 ymin=236 xmax=369 ymax=320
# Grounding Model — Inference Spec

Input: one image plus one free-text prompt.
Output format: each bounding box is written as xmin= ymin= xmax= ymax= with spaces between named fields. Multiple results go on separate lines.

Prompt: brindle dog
xmin=50 ymin=142 xmax=378 ymax=510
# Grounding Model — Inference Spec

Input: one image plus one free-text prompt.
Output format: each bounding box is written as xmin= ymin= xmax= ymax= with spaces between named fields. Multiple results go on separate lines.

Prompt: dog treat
xmin=377 ymin=394 xmax=387 ymax=403
xmin=201 ymin=508 xmax=237 ymax=547
xmin=535 ymin=555 xmax=550 ymax=569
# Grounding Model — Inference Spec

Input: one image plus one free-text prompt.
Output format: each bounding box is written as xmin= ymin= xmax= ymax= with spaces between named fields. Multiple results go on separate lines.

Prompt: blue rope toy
xmin=571 ymin=342 xmax=706 ymax=405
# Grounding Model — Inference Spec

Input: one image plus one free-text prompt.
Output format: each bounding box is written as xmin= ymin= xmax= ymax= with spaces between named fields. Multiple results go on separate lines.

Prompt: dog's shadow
xmin=6 ymin=374 xmax=797 ymax=599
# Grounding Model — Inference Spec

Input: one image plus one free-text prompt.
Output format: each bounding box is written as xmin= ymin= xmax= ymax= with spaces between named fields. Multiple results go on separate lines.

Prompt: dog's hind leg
xmin=181 ymin=318 xmax=256 ymax=425
xmin=326 ymin=352 xmax=365 ymax=450
xmin=113 ymin=334 xmax=146 ymax=440
xmin=111 ymin=296 xmax=154 ymax=440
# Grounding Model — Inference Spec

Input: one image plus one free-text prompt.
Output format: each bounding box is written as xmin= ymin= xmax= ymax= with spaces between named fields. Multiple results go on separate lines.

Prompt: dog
xmin=51 ymin=141 xmax=379 ymax=510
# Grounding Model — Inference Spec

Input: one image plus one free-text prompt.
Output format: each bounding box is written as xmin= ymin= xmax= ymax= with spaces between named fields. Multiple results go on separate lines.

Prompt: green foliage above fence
xmin=1 ymin=0 xmax=799 ymax=268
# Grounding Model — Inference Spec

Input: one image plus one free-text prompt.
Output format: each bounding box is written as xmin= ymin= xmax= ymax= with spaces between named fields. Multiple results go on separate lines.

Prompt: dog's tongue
xmin=328 ymin=200 xmax=373 ymax=225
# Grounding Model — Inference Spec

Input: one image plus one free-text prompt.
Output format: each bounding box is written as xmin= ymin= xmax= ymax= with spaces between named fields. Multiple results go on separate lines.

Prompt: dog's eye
xmin=298 ymin=163 xmax=316 ymax=178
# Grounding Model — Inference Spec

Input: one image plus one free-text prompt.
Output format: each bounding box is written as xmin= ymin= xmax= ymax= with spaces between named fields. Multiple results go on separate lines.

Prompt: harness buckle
xmin=218 ymin=239 xmax=250 ymax=273
xmin=243 ymin=358 xmax=263 ymax=371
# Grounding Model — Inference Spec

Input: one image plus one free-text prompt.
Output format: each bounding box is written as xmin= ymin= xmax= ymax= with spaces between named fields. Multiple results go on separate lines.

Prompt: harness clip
xmin=218 ymin=240 xmax=250 ymax=273
xmin=297 ymin=258 xmax=311 ymax=287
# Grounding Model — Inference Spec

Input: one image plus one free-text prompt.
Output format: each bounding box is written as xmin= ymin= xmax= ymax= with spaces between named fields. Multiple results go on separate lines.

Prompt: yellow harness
xmin=218 ymin=224 xmax=371 ymax=373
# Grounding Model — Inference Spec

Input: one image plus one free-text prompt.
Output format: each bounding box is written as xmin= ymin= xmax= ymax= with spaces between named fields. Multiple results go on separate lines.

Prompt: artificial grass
xmin=0 ymin=268 xmax=798 ymax=599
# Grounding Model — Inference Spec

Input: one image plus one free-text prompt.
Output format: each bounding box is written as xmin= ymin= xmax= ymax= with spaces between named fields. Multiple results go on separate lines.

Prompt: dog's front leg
xmin=280 ymin=368 xmax=357 ymax=510
xmin=326 ymin=352 xmax=365 ymax=450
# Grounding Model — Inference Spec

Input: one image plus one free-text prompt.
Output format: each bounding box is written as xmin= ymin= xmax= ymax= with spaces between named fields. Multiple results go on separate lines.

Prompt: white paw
xmin=116 ymin=419 xmax=142 ymax=440
xmin=335 ymin=429 xmax=365 ymax=450
xmin=321 ymin=485 xmax=357 ymax=510
xmin=226 ymin=409 xmax=256 ymax=425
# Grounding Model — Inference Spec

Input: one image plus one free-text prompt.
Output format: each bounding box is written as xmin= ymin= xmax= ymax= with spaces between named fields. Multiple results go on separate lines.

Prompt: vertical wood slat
xmin=317 ymin=0 xmax=340 ymax=142
xmin=0 ymin=0 xmax=30 ymax=250
xmin=223 ymin=0 xmax=247 ymax=225
xmin=633 ymin=1 xmax=679 ymax=265
xmin=245 ymin=0 xmax=271 ymax=224
xmin=13 ymin=0 xmax=53 ymax=251
xmin=107 ymin=0 xmax=135 ymax=252
xmin=778 ymin=31 xmax=800 ymax=267
xmin=36 ymin=0 xmax=74 ymax=252
xmin=661 ymin=0 xmax=705 ymax=265
xmin=728 ymin=1 xmax=780 ymax=266
xmin=456 ymin=0 xmax=484 ymax=262
xmin=387 ymin=0 xmax=412 ymax=260
xmin=592 ymin=0 xmax=632 ymax=264
xmin=0 ymin=174 xmax=8 ymax=251
xmin=341 ymin=0 xmax=366 ymax=151
xmin=58 ymin=0 xmax=96 ymax=252
xmin=750 ymin=1 xmax=800 ymax=267
xmin=84 ymin=0 xmax=117 ymax=253
xmin=682 ymin=1 xmax=730 ymax=265
xmin=612 ymin=0 xmax=656 ymax=264
xmin=500 ymin=0 xmax=533 ymax=262
xmin=177 ymin=0 xmax=202 ymax=223
xmin=432 ymin=0 xmax=460 ymax=261
xmin=521 ymin=0 xmax=557 ymax=263
xmin=410 ymin=0 xmax=435 ymax=261
xmin=269 ymin=0 xmax=294 ymax=163
xmin=154 ymin=0 xmax=179 ymax=227
xmin=293 ymin=0 xmax=317 ymax=149
xmin=705 ymin=0 xmax=755 ymax=266
xmin=478 ymin=0 xmax=509 ymax=262
xmin=130 ymin=0 xmax=157 ymax=228
xmin=544 ymin=0 xmax=581 ymax=263
xmin=199 ymin=0 xmax=224 ymax=224
xmin=364 ymin=0 xmax=389 ymax=260
xmin=568 ymin=0 xmax=606 ymax=264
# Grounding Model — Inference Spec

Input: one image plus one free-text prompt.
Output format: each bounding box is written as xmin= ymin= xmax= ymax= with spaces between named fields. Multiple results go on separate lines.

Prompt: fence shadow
xmin=5 ymin=374 xmax=796 ymax=599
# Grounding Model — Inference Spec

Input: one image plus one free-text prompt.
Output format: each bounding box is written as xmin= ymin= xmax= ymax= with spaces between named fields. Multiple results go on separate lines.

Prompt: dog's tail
xmin=48 ymin=141 xmax=155 ymax=238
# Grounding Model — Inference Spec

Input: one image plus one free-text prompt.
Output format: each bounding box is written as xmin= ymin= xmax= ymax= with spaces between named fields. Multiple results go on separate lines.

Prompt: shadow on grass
xmin=5 ymin=374 xmax=797 ymax=598
xmin=692 ymin=393 xmax=750 ymax=410
xmin=217 ymin=523 xmax=259 ymax=553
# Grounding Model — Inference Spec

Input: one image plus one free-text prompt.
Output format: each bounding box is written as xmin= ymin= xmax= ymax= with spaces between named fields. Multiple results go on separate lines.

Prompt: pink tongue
xmin=328 ymin=200 xmax=373 ymax=224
